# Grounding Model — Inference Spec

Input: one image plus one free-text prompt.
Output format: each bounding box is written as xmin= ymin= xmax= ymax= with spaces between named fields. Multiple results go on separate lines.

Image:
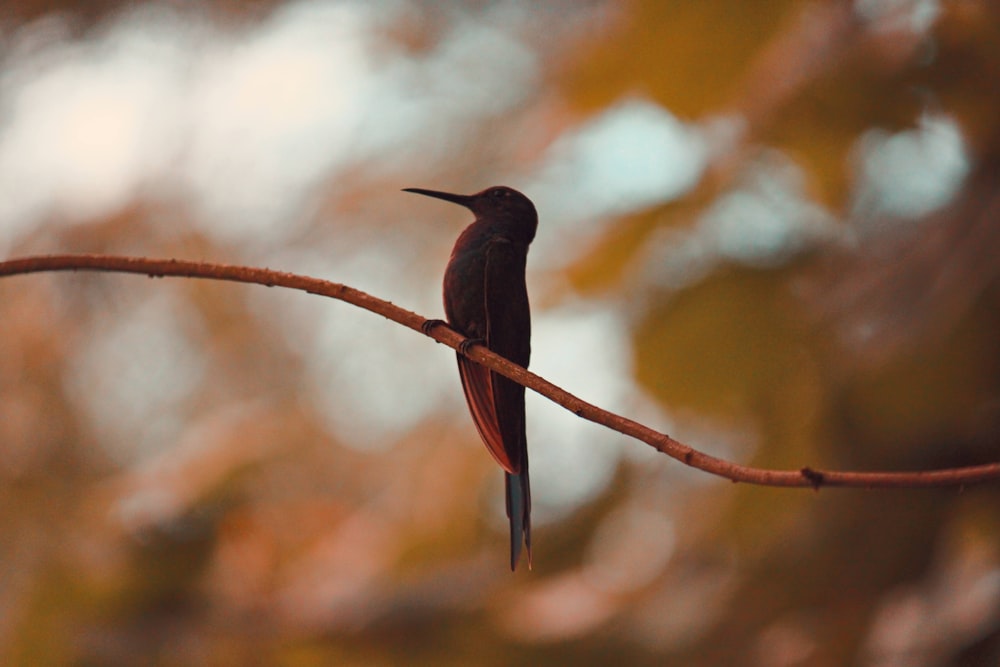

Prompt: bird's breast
xmin=443 ymin=242 xmax=488 ymax=338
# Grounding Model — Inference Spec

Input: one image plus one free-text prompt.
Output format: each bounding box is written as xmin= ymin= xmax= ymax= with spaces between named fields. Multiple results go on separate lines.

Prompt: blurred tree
xmin=0 ymin=0 xmax=997 ymax=665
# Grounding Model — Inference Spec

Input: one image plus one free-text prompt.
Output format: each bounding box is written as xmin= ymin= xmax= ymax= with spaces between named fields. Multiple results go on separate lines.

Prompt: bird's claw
xmin=421 ymin=318 xmax=447 ymax=335
xmin=458 ymin=337 xmax=485 ymax=356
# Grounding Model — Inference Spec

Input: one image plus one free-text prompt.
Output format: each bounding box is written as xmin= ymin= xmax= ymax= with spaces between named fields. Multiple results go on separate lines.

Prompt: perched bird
xmin=403 ymin=185 xmax=537 ymax=570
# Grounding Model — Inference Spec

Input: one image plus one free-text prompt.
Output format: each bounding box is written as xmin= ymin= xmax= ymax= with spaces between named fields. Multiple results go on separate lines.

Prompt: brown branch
xmin=2 ymin=253 xmax=998 ymax=489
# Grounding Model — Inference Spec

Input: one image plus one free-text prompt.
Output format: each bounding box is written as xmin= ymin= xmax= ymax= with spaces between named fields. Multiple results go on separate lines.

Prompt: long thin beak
xmin=402 ymin=187 xmax=473 ymax=208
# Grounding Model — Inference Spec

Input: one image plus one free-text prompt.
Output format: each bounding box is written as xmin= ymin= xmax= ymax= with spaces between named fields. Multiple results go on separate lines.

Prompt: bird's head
xmin=403 ymin=185 xmax=537 ymax=244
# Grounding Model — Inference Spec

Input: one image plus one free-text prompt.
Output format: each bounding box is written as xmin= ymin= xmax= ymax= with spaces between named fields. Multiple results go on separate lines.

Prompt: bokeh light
xmin=1 ymin=1 xmax=998 ymax=665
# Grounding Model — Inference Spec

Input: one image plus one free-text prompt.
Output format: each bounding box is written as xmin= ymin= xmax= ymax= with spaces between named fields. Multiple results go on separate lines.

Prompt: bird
xmin=403 ymin=185 xmax=537 ymax=570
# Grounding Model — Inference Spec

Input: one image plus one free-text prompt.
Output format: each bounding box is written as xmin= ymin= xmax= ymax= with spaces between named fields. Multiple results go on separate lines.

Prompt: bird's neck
xmin=471 ymin=215 xmax=537 ymax=246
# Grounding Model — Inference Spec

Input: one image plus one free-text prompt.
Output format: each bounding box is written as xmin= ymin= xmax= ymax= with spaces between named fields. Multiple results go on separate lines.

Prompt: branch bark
xmin=2 ymin=253 xmax=997 ymax=489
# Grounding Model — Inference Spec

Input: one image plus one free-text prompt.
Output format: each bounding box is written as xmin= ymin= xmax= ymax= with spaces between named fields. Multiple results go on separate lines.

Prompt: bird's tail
xmin=505 ymin=467 xmax=532 ymax=570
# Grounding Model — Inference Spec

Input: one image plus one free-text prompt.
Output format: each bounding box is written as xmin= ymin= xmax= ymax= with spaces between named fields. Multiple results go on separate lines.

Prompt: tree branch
xmin=2 ymin=253 xmax=997 ymax=489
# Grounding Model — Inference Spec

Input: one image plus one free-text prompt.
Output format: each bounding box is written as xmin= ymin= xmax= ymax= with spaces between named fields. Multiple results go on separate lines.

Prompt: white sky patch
xmin=700 ymin=152 xmax=837 ymax=265
xmin=0 ymin=7 xmax=190 ymax=240
xmin=530 ymin=98 xmax=709 ymax=266
xmin=850 ymin=113 xmax=968 ymax=224
xmin=0 ymin=0 xmax=540 ymax=250
xmin=424 ymin=19 xmax=537 ymax=116
xmin=854 ymin=0 xmax=941 ymax=33
xmin=636 ymin=151 xmax=838 ymax=290
xmin=631 ymin=115 xmax=967 ymax=293
xmin=534 ymin=99 xmax=706 ymax=216
xmin=65 ymin=291 xmax=206 ymax=464
xmin=297 ymin=240 xmax=455 ymax=448
xmin=526 ymin=303 xmax=672 ymax=516
xmin=182 ymin=2 xmax=377 ymax=241
xmin=352 ymin=16 xmax=539 ymax=175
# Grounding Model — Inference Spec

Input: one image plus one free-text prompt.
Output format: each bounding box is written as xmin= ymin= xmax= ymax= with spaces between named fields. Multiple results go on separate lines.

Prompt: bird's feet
xmin=422 ymin=320 xmax=482 ymax=356
xmin=421 ymin=318 xmax=447 ymax=335
xmin=458 ymin=337 xmax=485 ymax=356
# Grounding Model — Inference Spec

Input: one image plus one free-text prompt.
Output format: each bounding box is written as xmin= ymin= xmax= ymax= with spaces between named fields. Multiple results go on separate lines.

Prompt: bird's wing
xmin=455 ymin=237 xmax=530 ymax=475
xmin=484 ymin=238 xmax=530 ymax=473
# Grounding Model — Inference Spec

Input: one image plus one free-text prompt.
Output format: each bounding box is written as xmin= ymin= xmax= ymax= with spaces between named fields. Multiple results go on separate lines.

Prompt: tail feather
xmin=505 ymin=468 xmax=532 ymax=571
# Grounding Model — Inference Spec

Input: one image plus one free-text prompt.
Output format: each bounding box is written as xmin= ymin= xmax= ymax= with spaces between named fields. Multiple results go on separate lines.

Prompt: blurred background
xmin=1 ymin=0 xmax=998 ymax=665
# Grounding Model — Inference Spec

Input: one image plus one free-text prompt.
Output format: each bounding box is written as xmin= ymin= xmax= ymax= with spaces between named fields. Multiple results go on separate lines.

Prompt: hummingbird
xmin=403 ymin=185 xmax=537 ymax=570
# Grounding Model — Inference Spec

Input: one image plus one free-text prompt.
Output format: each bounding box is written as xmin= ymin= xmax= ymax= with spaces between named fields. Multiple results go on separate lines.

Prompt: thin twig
xmin=2 ymin=253 xmax=997 ymax=488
